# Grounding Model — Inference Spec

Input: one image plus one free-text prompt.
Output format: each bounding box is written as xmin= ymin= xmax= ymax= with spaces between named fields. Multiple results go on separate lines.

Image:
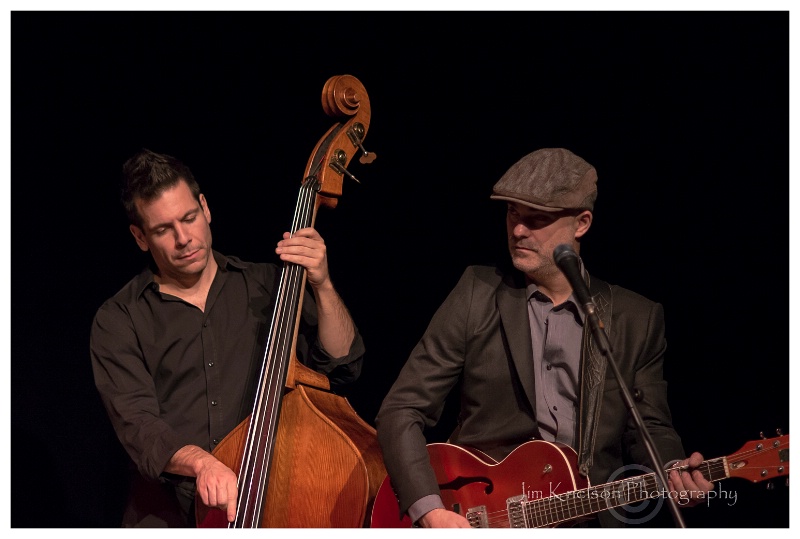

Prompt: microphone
xmin=552 ymin=244 xmax=593 ymax=309
xmin=553 ymin=243 xmax=610 ymax=353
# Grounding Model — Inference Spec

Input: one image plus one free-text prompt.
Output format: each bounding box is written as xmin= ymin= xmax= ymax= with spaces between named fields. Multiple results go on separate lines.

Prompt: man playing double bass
xmin=90 ymin=148 xmax=365 ymax=527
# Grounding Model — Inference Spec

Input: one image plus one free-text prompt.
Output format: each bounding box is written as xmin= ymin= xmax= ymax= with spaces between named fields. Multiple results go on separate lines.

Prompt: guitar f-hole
xmin=439 ymin=476 xmax=494 ymax=495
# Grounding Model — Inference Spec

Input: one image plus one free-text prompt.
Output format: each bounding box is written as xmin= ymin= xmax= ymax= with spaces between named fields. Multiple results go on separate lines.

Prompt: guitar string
xmin=523 ymin=444 xmax=785 ymax=528
xmin=475 ymin=461 xmax=716 ymax=528
xmin=524 ymin=442 xmax=789 ymax=527
xmin=524 ymin=460 xmax=725 ymax=527
xmin=461 ymin=442 xmax=788 ymax=528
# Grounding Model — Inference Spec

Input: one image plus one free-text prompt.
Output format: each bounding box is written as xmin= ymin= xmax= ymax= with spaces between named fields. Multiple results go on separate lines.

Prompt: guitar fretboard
xmin=521 ymin=457 xmax=728 ymax=527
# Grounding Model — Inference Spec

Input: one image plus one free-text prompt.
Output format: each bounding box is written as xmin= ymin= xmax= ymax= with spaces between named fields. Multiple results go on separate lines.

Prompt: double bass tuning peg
xmin=330 ymin=123 xmax=377 ymax=184
xmin=347 ymin=122 xmax=377 ymax=165
xmin=330 ymin=150 xmax=362 ymax=184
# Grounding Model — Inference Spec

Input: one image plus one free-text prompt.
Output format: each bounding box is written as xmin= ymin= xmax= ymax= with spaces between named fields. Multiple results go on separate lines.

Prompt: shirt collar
xmin=525 ymin=259 xmax=588 ymax=325
xmin=212 ymin=250 xmax=248 ymax=271
xmin=132 ymin=250 xmax=246 ymax=297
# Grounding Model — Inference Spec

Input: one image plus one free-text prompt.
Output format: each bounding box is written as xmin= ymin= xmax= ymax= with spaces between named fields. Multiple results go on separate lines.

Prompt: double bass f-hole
xmin=195 ymin=74 xmax=386 ymax=529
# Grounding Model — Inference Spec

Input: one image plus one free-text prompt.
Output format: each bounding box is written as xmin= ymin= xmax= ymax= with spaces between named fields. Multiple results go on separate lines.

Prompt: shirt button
xmin=546 ymin=364 xmax=552 ymax=371
xmin=211 ymin=400 xmax=218 ymax=406
xmin=553 ymin=406 xmax=558 ymax=411
xmin=212 ymin=438 xmax=219 ymax=445
xmin=208 ymin=362 xmax=215 ymax=367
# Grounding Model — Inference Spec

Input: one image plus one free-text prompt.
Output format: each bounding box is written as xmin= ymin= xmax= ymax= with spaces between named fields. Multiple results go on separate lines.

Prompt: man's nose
xmin=512 ymin=223 xmax=530 ymax=237
xmin=175 ymin=225 xmax=191 ymax=246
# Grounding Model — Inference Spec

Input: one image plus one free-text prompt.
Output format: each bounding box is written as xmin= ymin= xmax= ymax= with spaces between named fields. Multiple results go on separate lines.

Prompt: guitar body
xmin=371 ymin=434 xmax=789 ymax=528
xmin=370 ymin=440 xmax=587 ymax=528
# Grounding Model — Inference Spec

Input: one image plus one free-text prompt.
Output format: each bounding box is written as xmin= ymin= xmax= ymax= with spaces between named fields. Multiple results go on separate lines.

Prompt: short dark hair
xmin=121 ymin=148 xmax=201 ymax=227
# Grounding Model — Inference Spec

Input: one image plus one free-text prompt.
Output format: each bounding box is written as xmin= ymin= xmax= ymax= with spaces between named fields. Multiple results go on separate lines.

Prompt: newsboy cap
xmin=490 ymin=148 xmax=597 ymax=212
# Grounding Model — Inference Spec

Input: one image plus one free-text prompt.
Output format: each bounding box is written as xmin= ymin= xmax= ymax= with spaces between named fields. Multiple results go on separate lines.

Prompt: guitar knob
xmin=759 ymin=431 xmax=766 ymax=439
xmin=766 ymin=481 xmax=775 ymax=490
xmin=776 ymin=428 xmax=783 ymax=436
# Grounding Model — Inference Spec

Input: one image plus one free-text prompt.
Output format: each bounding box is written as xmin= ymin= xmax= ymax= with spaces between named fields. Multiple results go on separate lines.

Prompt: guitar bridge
xmin=506 ymin=494 xmax=527 ymax=528
xmin=465 ymin=505 xmax=488 ymax=528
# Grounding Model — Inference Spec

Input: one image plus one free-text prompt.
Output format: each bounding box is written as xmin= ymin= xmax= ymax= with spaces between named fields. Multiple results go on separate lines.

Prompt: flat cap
xmin=490 ymin=148 xmax=597 ymax=212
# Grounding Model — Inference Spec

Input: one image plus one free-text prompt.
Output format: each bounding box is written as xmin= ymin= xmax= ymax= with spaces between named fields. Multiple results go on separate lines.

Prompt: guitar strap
xmin=576 ymin=274 xmax=613 ymax=478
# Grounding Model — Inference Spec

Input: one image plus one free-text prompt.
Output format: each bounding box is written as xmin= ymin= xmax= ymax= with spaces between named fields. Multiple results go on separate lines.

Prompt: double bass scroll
xmin=196 ymin=75 xmax=385 ymax=528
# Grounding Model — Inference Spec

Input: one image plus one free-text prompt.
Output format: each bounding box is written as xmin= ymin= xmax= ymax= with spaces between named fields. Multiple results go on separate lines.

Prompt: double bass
xmin=196 ymin=74 xmax=385 ymax=528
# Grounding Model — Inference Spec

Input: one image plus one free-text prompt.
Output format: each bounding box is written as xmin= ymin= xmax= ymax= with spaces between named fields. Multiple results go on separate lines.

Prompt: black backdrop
xmin=10 ymin=11 xmax=789 ymax=528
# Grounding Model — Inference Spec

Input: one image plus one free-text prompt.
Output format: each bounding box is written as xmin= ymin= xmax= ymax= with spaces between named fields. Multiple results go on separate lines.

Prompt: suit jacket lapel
xmin=496 ymin=271 xmax=537 ymax=413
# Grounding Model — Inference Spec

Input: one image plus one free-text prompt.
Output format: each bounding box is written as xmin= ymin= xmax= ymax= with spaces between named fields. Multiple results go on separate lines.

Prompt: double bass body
xmin=195 ymin=75 xmax=385 ymax=528
xmin=200 ymin=384 xmax=385 ymax=527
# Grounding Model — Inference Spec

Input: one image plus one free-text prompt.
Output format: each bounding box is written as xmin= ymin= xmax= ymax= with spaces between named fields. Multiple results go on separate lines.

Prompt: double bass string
xmin=197 ymin=75 xmax=382 ymax=529
xmin=234 ymin=177 xmax=320 ymax=527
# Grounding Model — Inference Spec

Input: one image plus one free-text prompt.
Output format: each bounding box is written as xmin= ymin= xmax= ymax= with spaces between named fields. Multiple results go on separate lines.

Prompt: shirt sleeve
xmin=90 ymin=299 xmax=183 ymax=480
xmin=295 ymin=284 xmax=365 ymax=388
xmin=407 ymin=494 xmax=446 ymax=525
xmin=304 ymin=329 xmax=365 ymax=388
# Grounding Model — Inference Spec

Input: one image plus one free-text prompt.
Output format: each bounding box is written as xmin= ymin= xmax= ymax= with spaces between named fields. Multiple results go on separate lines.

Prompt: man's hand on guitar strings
xmin=667 ymin=452 xmax=715 ymax=507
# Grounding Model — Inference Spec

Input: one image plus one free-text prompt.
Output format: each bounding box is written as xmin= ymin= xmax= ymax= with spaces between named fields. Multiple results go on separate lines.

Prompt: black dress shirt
xmin=90 ymin=251 xmax=364 ymax=481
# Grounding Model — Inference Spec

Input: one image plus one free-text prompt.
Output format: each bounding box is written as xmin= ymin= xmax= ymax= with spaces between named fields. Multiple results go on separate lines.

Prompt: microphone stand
xmin=581 ymin=301 xmax=687 ymax=528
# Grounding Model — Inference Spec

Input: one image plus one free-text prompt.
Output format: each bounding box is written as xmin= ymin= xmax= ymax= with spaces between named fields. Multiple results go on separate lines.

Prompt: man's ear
xmin=574 ymin=210 xmax=593 ymax=239
xmin=200 ymin=193 xmax=211 ymax=224
xmin=130 ymin=225 xmax=149 ymax=252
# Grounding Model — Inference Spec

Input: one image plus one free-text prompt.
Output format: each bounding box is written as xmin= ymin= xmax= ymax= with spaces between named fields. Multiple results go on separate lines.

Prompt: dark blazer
xmin=375 ymin=264 xmax=685 ymax=527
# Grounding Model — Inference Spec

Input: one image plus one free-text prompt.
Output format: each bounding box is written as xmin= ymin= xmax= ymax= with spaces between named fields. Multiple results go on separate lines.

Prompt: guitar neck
xmin=522 ymin=457 xmax=728 ymax=527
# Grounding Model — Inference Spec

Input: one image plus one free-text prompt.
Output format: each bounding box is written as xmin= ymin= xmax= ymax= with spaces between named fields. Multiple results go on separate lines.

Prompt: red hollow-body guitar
xmin=370 ymin=434 xmax=789 ymax=528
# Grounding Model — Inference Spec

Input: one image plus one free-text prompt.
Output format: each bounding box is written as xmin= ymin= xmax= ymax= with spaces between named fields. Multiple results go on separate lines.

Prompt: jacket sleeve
xmin=620 ymin=300 xmax=685 ymax=468
xmin=375 ymin=268 xmax=476 ymax=516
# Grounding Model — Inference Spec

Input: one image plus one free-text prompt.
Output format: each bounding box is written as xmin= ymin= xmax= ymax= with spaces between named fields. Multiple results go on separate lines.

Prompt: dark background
xmin=11 ymin=11 xmax=789 ymax=528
